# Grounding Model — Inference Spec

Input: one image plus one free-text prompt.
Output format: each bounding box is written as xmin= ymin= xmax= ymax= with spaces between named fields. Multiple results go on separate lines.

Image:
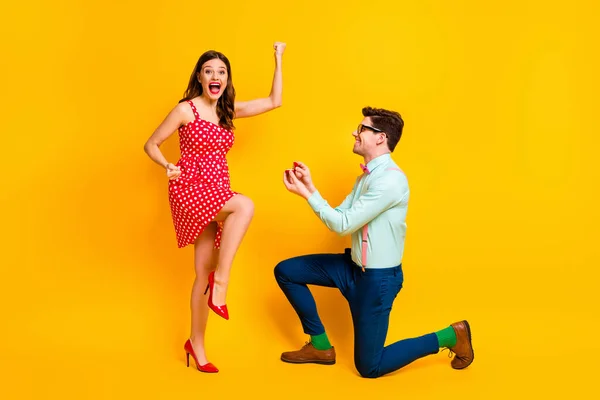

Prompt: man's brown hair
xmin=362 ymin=107 xmax=404 ymax=152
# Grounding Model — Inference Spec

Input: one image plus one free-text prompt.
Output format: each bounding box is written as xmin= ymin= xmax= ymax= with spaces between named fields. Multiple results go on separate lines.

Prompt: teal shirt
xmin=307 ymin=153 xmax=409 ymax=269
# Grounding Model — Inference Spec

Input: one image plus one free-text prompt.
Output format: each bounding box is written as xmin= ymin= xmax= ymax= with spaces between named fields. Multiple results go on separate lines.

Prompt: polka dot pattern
xmin=168 ymin=100 xmax=238 ymax=249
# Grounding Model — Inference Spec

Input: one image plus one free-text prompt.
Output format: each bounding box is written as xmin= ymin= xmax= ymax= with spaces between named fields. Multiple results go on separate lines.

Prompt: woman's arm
xmin=143 ymin=102 xmax=188 ymax=179
xmin=235 ymin=42 xmax=286 ymax=118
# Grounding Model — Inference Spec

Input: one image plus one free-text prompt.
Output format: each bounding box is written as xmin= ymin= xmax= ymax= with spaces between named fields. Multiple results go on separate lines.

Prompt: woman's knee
xmin=234 ymin=194 xmax=254 ymax=218
xmin=216 ymin=194 xmax=254 ymax=222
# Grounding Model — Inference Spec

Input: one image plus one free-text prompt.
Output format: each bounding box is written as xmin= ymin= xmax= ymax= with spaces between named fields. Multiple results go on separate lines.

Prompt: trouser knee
xmin=355 ymin=359 xmax=380 ymax=379
xmin=274 ymin=258 xmax=294 ymax=282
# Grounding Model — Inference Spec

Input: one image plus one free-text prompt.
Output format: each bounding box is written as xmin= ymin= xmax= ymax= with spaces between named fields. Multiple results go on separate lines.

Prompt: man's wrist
xmin=301 ymin=188 xmax=312 ymax=200
xmin=302 ymin=184 xmax=317 ymax=200
xmin=306 ymin=189 xmax=325 ymax=211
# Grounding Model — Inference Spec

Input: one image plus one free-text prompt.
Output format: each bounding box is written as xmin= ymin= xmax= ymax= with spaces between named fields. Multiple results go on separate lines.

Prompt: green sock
xmin=435 ymin=326 xmax=457 ymax=348
xmin=310 ymin=332 xmax=332 ymax=350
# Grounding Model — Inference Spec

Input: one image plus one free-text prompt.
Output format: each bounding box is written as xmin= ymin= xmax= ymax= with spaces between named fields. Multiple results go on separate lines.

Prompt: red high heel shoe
xmin=204 ymin=271 xmax=229 ymax=320
xmin=184 ymin=339 xmax=218 ymax=373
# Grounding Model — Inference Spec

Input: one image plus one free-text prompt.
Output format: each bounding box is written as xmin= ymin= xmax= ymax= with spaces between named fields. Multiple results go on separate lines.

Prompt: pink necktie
xmin=360 ymin=163 xmax=369 ymax=174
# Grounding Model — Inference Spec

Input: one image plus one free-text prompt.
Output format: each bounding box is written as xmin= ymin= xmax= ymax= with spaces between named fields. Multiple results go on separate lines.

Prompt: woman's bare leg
xmin=210 ymin=194 xmax=254 ymax=306
xmin=189 ymin=222 xmax=219 ymax=364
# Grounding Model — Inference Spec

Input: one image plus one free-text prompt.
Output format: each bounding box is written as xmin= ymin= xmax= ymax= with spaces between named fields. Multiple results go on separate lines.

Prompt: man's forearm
xmin=305 ymin=179 xmax=402 ymax=236
xmin=305 ymin=190 xmax=349 ymax=234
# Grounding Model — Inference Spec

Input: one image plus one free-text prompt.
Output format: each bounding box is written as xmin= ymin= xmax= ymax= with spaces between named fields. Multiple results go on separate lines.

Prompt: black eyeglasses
xmin=357 ymin=123 xmax=386 ymax=136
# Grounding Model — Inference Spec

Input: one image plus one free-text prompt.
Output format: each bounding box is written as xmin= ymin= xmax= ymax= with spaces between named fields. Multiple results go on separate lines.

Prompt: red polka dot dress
xmin=168 ymin=100 xmax=238 ymax=249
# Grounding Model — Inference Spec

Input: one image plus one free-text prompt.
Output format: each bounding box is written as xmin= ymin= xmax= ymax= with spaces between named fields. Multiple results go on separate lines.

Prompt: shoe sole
xmin=453 ymin=320 xmax=474 ymax=370
xmin=280 ymin=356 xmax=336 ymax=365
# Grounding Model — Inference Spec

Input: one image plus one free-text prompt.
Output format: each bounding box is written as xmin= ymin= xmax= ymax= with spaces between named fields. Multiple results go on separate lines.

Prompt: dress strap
xmin=187 ymin=100 xmax=200 ymax=119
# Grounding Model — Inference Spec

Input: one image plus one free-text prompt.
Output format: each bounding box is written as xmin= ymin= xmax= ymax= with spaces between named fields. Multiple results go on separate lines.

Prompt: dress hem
xmin=174 ymin=191 xmax=239 ymax=249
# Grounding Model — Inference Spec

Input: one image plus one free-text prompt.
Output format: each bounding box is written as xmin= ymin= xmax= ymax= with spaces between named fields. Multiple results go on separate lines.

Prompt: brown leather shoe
xmin=281 ymin=342 xmax=336 ymax=365
xmin=448 ymin=320 xmax=474 ymax=369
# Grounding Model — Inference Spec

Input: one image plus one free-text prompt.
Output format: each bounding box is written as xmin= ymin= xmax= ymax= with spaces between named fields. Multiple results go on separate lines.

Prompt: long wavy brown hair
xmin=179 ymin=50 xmax=236 ymax=130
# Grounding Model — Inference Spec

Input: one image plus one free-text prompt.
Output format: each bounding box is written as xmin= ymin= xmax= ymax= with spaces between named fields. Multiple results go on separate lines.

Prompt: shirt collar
xmin=362 ymin=153 xmax=391 ymax=174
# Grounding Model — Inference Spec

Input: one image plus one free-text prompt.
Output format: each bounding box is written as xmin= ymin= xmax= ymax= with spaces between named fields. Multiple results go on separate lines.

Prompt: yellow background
xmin=1 ymin=0 xmax=599 ymax=398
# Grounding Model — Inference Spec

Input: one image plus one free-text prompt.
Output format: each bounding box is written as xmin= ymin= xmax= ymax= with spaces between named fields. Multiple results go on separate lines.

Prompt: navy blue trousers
xmin=274 ymin=249 xmax=440 ymax=378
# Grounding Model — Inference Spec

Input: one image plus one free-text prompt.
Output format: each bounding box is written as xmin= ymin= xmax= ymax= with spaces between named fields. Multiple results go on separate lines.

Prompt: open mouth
xmin=208 ymin=82 xmax=221 ymax=95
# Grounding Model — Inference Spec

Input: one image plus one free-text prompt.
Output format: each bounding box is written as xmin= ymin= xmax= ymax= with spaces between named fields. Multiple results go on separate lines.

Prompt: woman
xmin=144 ymin=42 xmax=286 ymax=372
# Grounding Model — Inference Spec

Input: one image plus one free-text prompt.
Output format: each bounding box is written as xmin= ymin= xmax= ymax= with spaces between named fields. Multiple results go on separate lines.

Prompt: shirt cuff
xmin=307 ymin=190 xmax=326 ymax=211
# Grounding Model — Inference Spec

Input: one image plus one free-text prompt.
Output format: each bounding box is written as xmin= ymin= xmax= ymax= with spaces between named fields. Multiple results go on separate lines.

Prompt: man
xmin=276 ymin=107 xmax=474 ymax=378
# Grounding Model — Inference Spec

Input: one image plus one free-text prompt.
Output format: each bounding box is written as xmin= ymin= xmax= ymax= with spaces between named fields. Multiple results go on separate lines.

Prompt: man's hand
xmin=292 ymin=161 xmax=316 ymax=193
xmin=283 ymin=168 xmax=312 ymax=199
